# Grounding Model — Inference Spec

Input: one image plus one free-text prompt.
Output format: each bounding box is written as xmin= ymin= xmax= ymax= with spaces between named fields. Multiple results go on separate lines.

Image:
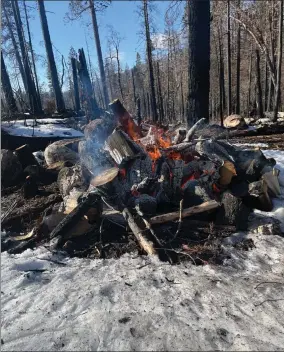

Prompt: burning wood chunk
xmin=104 ymin=129 xmax=144 ymax=165
xmin=109 ymin=99 xmax=142 ymax=140
xmin=216 ymin=191 xmax=251 ymax=231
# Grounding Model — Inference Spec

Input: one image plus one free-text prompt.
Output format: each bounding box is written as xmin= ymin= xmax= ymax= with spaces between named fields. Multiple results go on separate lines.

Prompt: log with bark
xmin=149 ymin=200 xmax=220 ymax=225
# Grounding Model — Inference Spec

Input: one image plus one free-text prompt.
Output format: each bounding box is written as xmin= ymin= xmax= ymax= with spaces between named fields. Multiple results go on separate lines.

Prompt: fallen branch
xmin=149 ymin=200 xmax=220 ymax=225
xmin=122 ymin=207 xmax=156 ymax=255
xmin=184 ymin=118 xmax=207 ymax=142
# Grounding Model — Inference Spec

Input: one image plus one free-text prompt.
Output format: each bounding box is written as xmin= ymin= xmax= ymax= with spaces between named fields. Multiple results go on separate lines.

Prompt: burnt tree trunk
xmin=37 ymin=0 xmax=65 ymax=112
xmin=3 ymin=5 xmax=28 ymax=93
xmin=247 ymin=43 xmax=253 ymax=116
xmin=132 ymin=68 xmax=137 ymax=104
xmin=143 ymin=0 xmax=158 ymax=122
xmin=78 ymin=48 xmax=100 ymax=120
xmin=89 ymin=0 xmax=109 ymax=107
xmin=71 ymin=58 xmax=81 ymax=112
xmin=227 ymin=0 xmax=232 ymax=115
xmin=1 ymin=53 xmax=18 ymax=113
xmin=272 ymin=0 xmax=283 ymax=122
xmin=12 ymin=0 xmax=42 ymax=115
xmin=255 ymin=49 xmax=264 ymax=119
xmin=235 ymin=0 xmax=241 ymax=115
xmin=217 ymin=23 xmax=225 ymax=126
xmin=23 ymin=0 xmax=42 ymax=112
xmin=156 ymin=61 xmax=164 ymax=123
xmin=187 ymin=0 xmax=210 ymax=126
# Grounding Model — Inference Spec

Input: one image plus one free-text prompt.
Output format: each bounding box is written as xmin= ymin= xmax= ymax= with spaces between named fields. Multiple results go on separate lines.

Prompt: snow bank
xmin=2 ymin=120 xmax=83 ymax=138
xmin=1 ymin=231 xmax=284 ymax=351
xmin=263 ymin=150 xmax=284 ymax=187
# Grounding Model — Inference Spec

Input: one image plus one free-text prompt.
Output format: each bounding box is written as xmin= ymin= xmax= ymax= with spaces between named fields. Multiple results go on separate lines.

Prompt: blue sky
xmin=27 ymin=0 xmax=172 ymax=87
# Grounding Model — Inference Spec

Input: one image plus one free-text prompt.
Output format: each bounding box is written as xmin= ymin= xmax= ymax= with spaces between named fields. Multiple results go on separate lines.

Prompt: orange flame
xmin=147 ymin=145 xmax=162 ymax=161
xmin=181 ymin=173 xmax=198 ymax=189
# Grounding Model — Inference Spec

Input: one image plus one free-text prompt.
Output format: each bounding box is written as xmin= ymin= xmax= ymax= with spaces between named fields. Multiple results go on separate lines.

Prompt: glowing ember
xmin=212 ymin=183 xmax=221 ymax=193
xmin=181 ymin=173 xmax=198 ymax=189
xmin=119 ymin=168 xmax=126 ymax=178
xmin=167 ymin=151 xmax=183 ymax=160
xmin=147 ymin=145 xmax=162 ymax=161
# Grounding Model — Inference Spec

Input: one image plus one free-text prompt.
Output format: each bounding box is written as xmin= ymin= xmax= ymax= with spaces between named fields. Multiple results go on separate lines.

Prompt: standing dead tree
xmin=187 ymin=0 xmax=210 ymax=125
xmin=12 ymin=0 xmax=42 ymax=114
xmin=143 ymin=0 xmax=158 ymax=122
xmin=37 ymin=0 xmax=65 ymax=112
xmin=1 ymin=52 xmax=18 ymax=113
xmin=77 ymin=48 xmax=100 ymax=120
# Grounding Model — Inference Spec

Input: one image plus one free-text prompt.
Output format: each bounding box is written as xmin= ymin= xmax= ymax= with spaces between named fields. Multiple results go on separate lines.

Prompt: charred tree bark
xmin=247 ymin=43 xmax=253 ymax=116
xmin=187 ymin=0 xmax=210 ymax=125
xmin=143 ymin=0 xmax=158 ymax=122
xmin=236 ymin=0 xmax=241 ymax=114
xmin=272 ymin=0 xmax=283 ymax=122
xmin=3 ymin=5 xmax=28 ymax=93
xmin=23 ymin=0 xmax=42 ymax=112
xmin=12 ymin=0 xmax=42 ymax=115
xmin=37 ymin=0 xmax=65 ymax=112
xmin=156 ymin=61 xmax=164 ymax=123
xmin=132 ymin=68 xmax=137 ymax=104
xmin=78 ymin=48 xmax=100 ymax=120
xmin=136 ymin=96 xmax=142 ymax=125
xmin=227 ymin=0 xmax=232 ymax=115
xmin=71 ymin=58 xmax=81 ymax=112
xmin=89 ymin=0 xmax=109 ymax=107
xmin=255 ymin=49 xmax=264 ymax=119
xmin=217 ymin=23 xmax=225 ymax=126
xmin=1 ymin=53 xmax=18 ymax=113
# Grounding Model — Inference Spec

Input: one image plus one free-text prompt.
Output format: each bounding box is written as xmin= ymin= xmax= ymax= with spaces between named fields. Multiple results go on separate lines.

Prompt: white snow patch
xmin=233 ymin=142 xmax=269 ymax=148
xmin=2 ymin=236 xmax=284 ymax=351
xmin=2 ymin=120 xmax=83 ymax=138
xmin=263 ymin=150 xmax=284 ymax=187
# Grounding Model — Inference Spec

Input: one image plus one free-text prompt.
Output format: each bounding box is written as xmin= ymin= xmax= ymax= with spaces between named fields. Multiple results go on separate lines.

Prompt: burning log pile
xmin=1 ymin=99 xmax=282 ymax=264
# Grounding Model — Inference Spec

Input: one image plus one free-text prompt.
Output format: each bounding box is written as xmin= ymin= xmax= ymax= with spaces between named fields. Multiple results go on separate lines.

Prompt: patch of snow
xmin=2 ymin=233 xmax=284 ymax=351
xmin=263 ymin=150 xmax=284 ymax=187
xmin=233 ymin=142 xmax=269 ymax=148
xmin=2 ymin=120 xmax=83 ymax=138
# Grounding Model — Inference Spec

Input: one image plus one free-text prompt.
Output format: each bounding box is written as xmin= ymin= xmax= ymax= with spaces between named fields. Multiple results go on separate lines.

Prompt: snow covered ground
xmin=1 ymin=120 xmax=83 ymax=138
xmin=1 ymin=149 xmax=284 ymax=351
